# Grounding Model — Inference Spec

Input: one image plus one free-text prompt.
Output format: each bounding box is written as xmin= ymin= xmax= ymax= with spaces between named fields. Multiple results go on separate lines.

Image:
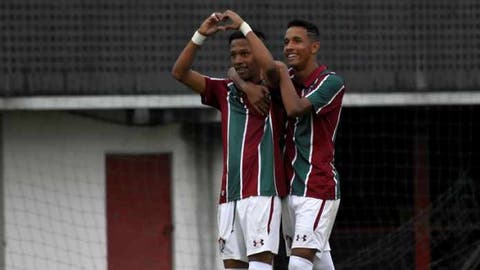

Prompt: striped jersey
xmin=284 ymin=65 xmax=345 ymax=200
xmin=202 ymin=76 xmax=287 ymax=204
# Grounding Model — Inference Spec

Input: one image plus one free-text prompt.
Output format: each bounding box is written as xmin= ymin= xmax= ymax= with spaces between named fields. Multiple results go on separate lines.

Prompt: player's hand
xmin=243 ymin=83 xmax=271 ymax=116
xmin=198 ymin=12 xmax=226 ymax=36
xmin=221 ymin=10 xmax=244 ymax=31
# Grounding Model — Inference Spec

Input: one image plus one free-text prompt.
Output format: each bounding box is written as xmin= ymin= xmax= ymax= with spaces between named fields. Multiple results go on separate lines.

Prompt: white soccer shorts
xmin=217 ymin=196 xmax=282 ymax=262
xmin=282 ymin=195 xmax=340 ymax=255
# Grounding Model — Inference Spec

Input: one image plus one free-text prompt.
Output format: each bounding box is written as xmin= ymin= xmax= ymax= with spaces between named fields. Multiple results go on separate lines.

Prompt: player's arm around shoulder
xmin=224 ymin=10 xmax=279 ymax=88
xmin=276 ymin=61 xmax=313 ymax=118
xmin=228 ymin=67 xmax=271 ymax=116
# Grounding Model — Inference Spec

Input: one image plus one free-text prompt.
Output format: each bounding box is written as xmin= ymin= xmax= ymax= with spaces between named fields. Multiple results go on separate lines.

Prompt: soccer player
xmin=171 ymin=10 xmax=287 ymax=270
xmin=229 ymin=19 xmax=345 ymax=270
xmin=277 ymin=19 xmax=345 ymax=270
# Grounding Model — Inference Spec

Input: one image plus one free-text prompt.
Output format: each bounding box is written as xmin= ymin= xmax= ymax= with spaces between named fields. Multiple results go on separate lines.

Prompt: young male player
xmin=229 ymin=19 xmax=346 ymax=270
xmin=171 ymin=10 xmax=286 ymax=270
xmin=277 ymin=19 xmax=345 ymax=270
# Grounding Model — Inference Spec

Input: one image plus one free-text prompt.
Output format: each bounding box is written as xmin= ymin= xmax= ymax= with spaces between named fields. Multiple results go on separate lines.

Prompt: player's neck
xmin=294 ymin=61 xmax=318 ymax=83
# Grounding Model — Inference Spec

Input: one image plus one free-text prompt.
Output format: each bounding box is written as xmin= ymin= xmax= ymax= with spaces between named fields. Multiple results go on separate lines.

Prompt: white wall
xmin=2 ymin=111 xmax=223 ymax=270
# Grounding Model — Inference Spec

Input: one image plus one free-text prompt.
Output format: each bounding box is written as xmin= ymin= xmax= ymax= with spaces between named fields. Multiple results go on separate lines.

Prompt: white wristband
xmin=239 ymin=21 xmax=252 ymax=36
xmin=191 ymin=31 xmax=207 ymax=46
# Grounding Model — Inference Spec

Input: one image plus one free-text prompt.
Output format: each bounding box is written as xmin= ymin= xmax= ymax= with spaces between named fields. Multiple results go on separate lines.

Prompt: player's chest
xmin=297 ymin=78 xmax=321 ymax=97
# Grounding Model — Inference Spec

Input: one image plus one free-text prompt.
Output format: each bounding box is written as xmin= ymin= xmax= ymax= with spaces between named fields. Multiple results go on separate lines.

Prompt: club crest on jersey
xmin=253 ymin=239 xmax=265 ymax=247
xmin=218 ymin=238 xmax=226 ymax=253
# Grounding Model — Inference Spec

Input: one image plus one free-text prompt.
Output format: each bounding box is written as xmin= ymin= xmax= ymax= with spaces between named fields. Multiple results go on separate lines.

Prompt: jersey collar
xmin=301 ymin=65 xmax=329 ymax=87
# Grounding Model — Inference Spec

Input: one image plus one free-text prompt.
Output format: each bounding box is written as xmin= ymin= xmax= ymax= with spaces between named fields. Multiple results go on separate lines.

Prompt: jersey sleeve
xmin=305 ymin=74 xmax=345 ymax=115
xmin=201 ymin=77 xmax=228 ymax=110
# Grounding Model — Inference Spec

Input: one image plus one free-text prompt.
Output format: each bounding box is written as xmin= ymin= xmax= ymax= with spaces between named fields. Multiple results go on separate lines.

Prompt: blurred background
xmin=0 ymin=0 xmax=479 ymax=269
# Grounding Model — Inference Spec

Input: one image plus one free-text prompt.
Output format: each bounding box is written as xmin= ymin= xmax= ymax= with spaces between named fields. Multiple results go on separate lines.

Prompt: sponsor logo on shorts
xmin=253 ymin=239 xmax=264 ymax=247
xmin=295 ymin=234 xmax=308 ymax=242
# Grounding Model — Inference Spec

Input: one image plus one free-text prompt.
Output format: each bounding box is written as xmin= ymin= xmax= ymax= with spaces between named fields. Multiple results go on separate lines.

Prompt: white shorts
xmin=217 ymin=196 xmax=281 ymax=262
xmin=282 ymin=195 xmax=340 ymax=256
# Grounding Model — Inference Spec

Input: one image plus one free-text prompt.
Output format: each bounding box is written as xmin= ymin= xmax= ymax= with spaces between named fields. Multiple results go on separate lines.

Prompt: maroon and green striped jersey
xmin=202 ymin=76 xmax=287 ymax=204
xmin=284 ymin=65 xmax=345 ymax=200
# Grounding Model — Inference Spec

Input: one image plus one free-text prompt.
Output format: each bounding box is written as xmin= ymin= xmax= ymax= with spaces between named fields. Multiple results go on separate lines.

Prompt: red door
xmin=106 ymin=154 xmax=172 ymax=270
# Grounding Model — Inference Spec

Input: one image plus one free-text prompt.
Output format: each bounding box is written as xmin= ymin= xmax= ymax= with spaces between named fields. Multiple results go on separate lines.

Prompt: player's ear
xmin=311 ymin=41 xmax=320 ymax=54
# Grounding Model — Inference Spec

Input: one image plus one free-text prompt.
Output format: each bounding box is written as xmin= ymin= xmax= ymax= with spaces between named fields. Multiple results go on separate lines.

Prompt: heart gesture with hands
xmin=197 ymin=12 xmax=227 ymax=36
xmin=198 ymin=10 xmax=247 ymax=37
xmin=221 ymin=10 xmax=245 ymax=31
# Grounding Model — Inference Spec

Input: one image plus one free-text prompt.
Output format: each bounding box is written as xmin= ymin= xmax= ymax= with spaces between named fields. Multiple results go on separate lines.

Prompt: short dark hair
xmin=228 ymin=30 xmax=266 ymax=44
xmin=287 ymin=19 xmax=319 ymax=41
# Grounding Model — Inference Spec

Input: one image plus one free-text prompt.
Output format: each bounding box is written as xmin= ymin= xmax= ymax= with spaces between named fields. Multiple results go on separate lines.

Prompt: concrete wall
xmin=2 ymin=111 xmax=223 ymax=270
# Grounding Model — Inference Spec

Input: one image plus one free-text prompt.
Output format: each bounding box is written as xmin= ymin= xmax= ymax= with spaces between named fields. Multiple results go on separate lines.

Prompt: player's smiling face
xmin=230 ymin=38 xmax=259 ymax=81
xmin=283 ymin=26 xmax=319 ymax=71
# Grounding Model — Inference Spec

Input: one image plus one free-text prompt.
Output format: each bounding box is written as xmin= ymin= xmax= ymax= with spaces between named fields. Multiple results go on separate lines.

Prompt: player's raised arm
xmin=171 ymin=12 xmax=225 ymax=94
xmin=223 ymin=10 xmax=279 ymax=87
